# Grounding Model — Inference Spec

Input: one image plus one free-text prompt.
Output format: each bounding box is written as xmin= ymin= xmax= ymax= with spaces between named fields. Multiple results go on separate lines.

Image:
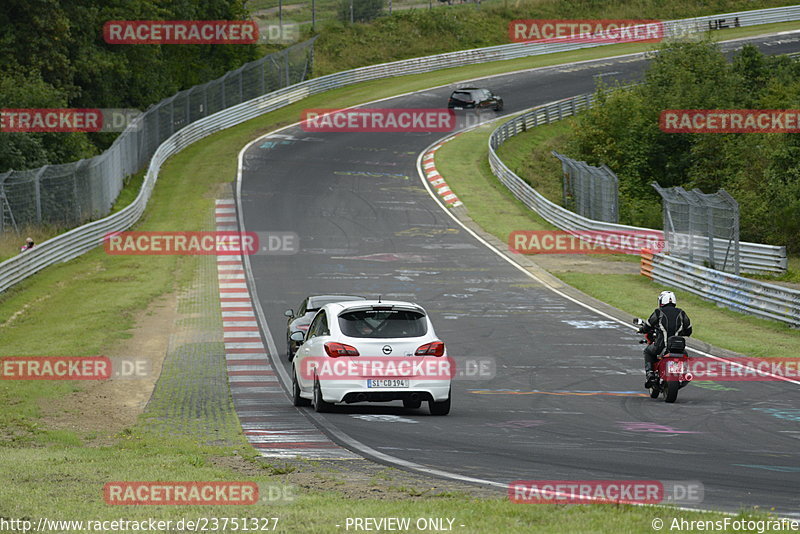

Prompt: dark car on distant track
xmin=447 ymin=87 xmax=504 ymax=111
xmin=284 ymin=295 xmax=366 ymax=359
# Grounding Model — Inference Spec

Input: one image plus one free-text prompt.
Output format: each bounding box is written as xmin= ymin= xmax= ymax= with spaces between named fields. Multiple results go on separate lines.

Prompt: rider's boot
xmin=644 ymin=362 xmax=656 ymax=389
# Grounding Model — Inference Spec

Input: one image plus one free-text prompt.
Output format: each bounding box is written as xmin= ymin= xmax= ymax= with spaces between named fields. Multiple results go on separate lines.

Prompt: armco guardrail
xmin=2 ymin=5 xmax=799 ymax=294
xmin=488 ymin=94 xmax=788 ymax=275
xmin=641 ymin=250 xmax=800 ymax=327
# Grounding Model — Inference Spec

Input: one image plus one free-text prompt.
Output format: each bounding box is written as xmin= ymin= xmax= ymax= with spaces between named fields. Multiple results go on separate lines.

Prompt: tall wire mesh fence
xmin=552 ymin=150 xmax=619 ymax=223
xmin=0 ymin=38 xmax=317 ymax=234
xmin=652 ymin=183 xmax=740 ymax=275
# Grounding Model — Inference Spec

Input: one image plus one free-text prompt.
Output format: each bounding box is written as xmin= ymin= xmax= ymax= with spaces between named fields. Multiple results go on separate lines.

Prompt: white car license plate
xmin=367 ymin=379 xmax=409 ymax=388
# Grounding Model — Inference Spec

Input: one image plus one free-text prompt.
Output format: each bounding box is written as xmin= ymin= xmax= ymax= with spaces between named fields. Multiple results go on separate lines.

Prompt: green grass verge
xmin=2 ymin=20 xmax=799 ymax=531
xmin=0 ymin=441 xmax=771 ymax=534
xmin=436 ymin=115 xmax=800 ymax=358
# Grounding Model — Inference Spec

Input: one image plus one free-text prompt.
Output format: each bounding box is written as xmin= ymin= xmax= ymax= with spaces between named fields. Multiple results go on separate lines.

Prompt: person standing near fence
xmin=19 ymin=237 xmax=34 ymax=252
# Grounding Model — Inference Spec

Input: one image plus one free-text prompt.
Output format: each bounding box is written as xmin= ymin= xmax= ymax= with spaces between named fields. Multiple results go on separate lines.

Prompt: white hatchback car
xmin=290 ymin=300 xmax=451 ymax=415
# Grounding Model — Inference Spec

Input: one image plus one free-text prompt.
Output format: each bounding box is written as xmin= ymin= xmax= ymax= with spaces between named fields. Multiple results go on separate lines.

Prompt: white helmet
xmin=658 ymin=291 xmax=677 ymax=307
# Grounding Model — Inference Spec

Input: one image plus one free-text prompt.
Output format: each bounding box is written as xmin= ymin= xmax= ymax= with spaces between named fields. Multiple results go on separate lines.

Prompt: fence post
xmin=285 ymin=50 xmax=290 ymax=87
xmin=705 ymin=197 xmax=716 ymax=269
xmin=221 ymin=72 xmax=227 ymax=108
xmin=34 ymin=166 xmax=46 ymax=225
xmin=0 ymin=171 xmax=12 ymax=234
xmin=260 ymin=56 xmax=266 ymax=94
xmin=718 ymin=189 xmax=741 ymax=275
xmin=154 ymin=101 xmax=160 ymax=144
xmin=72 ymin=160 xmax=82 ymax=223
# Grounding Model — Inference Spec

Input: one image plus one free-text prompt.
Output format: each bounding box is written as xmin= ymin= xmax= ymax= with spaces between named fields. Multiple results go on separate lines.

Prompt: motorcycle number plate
xmin=667 ymin=361 xmax=685 ymax=374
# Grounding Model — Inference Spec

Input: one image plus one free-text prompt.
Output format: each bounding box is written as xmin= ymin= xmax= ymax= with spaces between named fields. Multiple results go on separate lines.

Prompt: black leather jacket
xmin=646 ymin=303 xmax=692 ymax=352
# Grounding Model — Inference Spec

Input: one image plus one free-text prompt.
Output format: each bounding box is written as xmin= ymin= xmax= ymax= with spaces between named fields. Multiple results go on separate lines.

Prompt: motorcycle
xmin=633 ymin=318 xmax=692 ymax=403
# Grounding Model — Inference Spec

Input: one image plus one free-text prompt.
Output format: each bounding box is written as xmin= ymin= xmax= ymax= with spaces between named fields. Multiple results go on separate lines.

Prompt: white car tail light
xmin=324 ymin=342 xmax=360 ymax=358
xmin=415 ymin=341 xmax=445 ymax=357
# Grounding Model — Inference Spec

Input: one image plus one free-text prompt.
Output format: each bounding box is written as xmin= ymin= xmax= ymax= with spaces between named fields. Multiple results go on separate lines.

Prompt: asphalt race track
xmin=239 ymin=34 xmax=800 ymax=515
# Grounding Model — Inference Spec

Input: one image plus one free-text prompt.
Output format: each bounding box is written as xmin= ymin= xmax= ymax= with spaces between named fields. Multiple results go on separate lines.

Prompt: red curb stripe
xmin=215 ymin=198 xmax=350 ymax=459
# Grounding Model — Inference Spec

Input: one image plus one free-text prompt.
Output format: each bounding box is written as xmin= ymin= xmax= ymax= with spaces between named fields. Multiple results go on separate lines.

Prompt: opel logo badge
xmin=382 ymin=345 xmax=392 ymax=355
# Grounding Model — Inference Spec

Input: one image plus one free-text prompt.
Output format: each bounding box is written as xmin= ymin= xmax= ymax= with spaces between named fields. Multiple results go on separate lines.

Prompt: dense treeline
xmin=0 ymin=0 xmax=260 ymax=171
xmin=566 ymin=40 xmax=800 ymax=252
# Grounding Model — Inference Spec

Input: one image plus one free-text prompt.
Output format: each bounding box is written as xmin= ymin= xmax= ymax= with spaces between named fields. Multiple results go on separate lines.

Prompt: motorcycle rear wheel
xmin=665 ymin=381 xmax=679 ymax=403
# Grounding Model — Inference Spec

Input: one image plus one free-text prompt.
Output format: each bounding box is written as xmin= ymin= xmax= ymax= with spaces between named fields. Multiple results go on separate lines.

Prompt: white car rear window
xmin=338 ymin=309 xmax=427 ymax=338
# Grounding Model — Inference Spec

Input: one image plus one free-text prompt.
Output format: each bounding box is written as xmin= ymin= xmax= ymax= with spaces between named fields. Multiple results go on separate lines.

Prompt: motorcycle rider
xmin=643 ymin=290 xmax=692 ymax=388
